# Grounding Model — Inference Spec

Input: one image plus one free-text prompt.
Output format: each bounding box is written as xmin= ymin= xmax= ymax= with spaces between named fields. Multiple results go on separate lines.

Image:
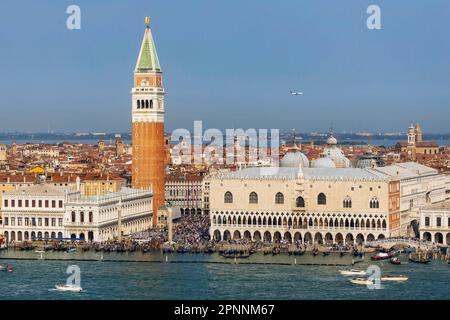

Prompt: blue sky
xmin=0 ymin=0 xmax=449 ymax=133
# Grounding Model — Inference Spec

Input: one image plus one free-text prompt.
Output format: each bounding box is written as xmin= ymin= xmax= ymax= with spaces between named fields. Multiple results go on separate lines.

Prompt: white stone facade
xmin=0 ymin=184 xmax=78 ymax=242
xmin=420 ymin=201 xmax=450 ymax=245
xmin=0 ymin=185 xmax=153 ymax=243
xmin=64 ymin=187 xmax=153 ymax=242
xmin=209 ymin=166 xmax=392 ymax=244
xmin=372 ymin=162 xmax=448 ymax=236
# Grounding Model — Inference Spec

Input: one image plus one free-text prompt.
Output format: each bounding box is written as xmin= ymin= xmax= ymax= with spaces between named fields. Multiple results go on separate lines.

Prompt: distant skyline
xmin=0 ymin=1 xmax=449 ymax=133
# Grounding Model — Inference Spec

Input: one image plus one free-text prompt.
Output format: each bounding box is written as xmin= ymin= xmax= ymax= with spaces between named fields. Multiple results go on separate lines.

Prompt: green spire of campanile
xmin=135 ymin=17 xmax=161 ymax=72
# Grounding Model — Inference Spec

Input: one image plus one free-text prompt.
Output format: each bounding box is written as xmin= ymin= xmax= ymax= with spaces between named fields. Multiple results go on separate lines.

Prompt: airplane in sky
xmin=290 ymin=91 xmax=303 ymax=96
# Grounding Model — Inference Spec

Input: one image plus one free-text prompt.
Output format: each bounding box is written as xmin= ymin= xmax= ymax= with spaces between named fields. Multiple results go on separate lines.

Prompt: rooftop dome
xmin=280 ymin=150 xmax=309 ymax=168
xmin=321 ymin=133 xmax=352 ymax=168
xmin=311 ymin=157 xmax=336 ymax=168
xmin=327 ymin=135 xmax=337 ymax=145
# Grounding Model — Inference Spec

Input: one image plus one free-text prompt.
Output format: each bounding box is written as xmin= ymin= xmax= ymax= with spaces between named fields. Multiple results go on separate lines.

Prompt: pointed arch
xmin=296 ymin=196 xmax=305 ymax=208
xmin=224 ymin=191 xmax=233 ymax=203
xmin=317 ymin=193 xmax=327 ymax=205
xmin=275 ymin=192 xmax=284 ymax=204
xmin=249 ymin=192 xmax=258 ymax=204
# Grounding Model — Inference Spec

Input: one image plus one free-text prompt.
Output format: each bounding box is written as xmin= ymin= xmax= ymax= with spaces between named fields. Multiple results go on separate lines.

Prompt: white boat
xmin=339 ymin=269 xmax=367 ymax=276
xmin=54 ymin=284 xmax=82 ymax=292
xmin=381 ymin=275 xmax=408 ymax=282
xmin=350 ymin=278 xmax=373 ymax=285
xmin=35 ymin=249 xmax=45 ymax=254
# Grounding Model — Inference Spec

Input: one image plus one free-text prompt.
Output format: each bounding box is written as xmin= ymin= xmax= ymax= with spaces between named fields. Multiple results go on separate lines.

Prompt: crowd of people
xmin=173 ymin=215 xmax=210 ymax=246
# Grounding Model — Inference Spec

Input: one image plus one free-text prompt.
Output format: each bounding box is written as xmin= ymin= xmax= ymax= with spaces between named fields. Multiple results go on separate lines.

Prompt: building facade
xmin=0 ymin=184 xmax=152 ymax=243
xmin=420 ymin=201 xmax=450 ymax=245
xmin=209 ymin=153 xmax=393 ymax=245
xmin=64 ymin=187 xmax=153 ymax=242
xmin=131 ymin=17 xmax=165 ymax=225
xmin=165 ymin=174 xmax=204 ymax=215
xmin=0 ymin=184 xmax=78 ymax=242
xmin=372 ymin=162 xmax=447 ymax=237
xmin=209 ymin=149 xmax=448 ymax=244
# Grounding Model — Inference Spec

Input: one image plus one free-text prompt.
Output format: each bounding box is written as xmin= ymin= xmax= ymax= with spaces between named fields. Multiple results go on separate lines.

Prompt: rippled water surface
xmin=0 ymin=250 xmax=448 ymax=300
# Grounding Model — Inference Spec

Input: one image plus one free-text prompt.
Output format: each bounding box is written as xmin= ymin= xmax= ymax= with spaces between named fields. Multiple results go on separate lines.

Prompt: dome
xmin=321 ymin=146 xmax=351 ymax=168
xmin=280 ymin=150 xmax=309 ymax=168
xmin=326 ymin=135 xmax=337 ymax=145
xmin=311 ymin=157 xmax=336 ymax=168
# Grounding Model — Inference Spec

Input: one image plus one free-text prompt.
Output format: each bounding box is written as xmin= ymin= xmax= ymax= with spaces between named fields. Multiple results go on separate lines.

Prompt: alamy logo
xmin=366 ymin=5 xmax=381 ymax=30
xmin=66 ymin=5 xmax=81 ymax=30
xmin=66 ymin=265 xmax=81 ymax=287
xmin=366 ymin=265 xmax=381 ymax=290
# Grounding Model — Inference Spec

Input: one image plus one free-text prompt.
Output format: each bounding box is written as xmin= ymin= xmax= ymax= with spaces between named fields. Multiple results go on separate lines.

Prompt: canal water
xmin=0 ymin=250 xmax=449 ymax=300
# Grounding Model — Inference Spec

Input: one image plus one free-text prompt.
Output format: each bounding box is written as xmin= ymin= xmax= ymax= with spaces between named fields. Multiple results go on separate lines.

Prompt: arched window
xmin=80 ymin=212 xmax=84 ymax=223
xmin=318 ymin=193 xmax=326 ymax=205
xmin=343 ymin=197 xmax=352 ymax=208
xmin=145 ymin=100 xmax=149 ymax=108
xmin=137 ymin=100 xmax=141 ymax=109
xmin=71 ymin=211 xmax=76 ymax=223
xmin=89 ymin=211 xmax=93 ymax=223
xmin=296 ymin=196 xmax=305 ymax=208
xmin=149 ymin=100 xmax=153 ymax=109
xmin=275 ymin=192 xmax=284 ymax=204
xmin=370 ymin=197 xmax=379 ymax=209
xmin=249 ymin=192 xmax=258 ymax=204
xmin=224 ymin=191 xmax=233 ymax=203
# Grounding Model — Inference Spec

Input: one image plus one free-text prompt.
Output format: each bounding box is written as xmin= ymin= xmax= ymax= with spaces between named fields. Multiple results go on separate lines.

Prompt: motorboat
xmin=339 ymin=269 xmax=367 ymax=276
xmin=371 ymin=252 xmax=394 ymax=261
xmin=350 ymin=278 xmax=373 ymax=285
xmin=1 ymin=265 xmax=13 ymax=272
xmin=390 ymin=257 xmax=401 ymax=265
xmin=54 ymin=284 xmax=82 ymax=292
xmin=66 ymin=247 xmax=77 ymax=253
xmin=381 ymin=275 xmax=408 ymax=282
xmin=35 ymin=249 xmax=45 ymax=254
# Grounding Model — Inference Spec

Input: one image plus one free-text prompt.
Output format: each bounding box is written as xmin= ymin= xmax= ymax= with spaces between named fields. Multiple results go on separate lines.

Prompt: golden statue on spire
xmin=145 ymin=16 xmax=150 ymax=28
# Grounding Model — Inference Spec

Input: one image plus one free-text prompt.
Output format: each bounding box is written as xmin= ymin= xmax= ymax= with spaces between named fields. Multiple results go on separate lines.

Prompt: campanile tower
xmin=132 ymin=17 xmax=165 ymax=225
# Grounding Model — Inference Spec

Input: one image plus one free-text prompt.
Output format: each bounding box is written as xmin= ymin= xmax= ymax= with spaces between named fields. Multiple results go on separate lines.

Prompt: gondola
xmin=409 ymin=257 xmax=431 ymax=264
xmin=323 ymin=252 xmax=331 ymax=256
xmin=220 ymin=252 xmax=250 ymax=259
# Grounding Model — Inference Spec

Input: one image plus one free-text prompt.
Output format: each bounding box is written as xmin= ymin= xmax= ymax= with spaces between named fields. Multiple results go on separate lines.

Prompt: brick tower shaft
xmin=131 ymin=17 xmax=165 ymax=225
